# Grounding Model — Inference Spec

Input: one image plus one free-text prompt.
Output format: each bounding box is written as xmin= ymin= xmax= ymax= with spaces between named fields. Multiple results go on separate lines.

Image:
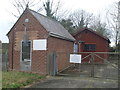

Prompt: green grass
xmin=2 ymin=71 xmax=45 ymax=88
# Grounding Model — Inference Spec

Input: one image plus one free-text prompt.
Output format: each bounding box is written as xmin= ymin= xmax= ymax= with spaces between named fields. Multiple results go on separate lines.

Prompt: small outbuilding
xmin=7 ymin=8 xmax=75 ymax=75
xmin=73 ymin=28 xmax=110 ymax=62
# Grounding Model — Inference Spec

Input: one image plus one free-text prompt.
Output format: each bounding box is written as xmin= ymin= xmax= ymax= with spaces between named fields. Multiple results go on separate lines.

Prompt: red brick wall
xmin=8 ymin=9 xmax=48 ymax=75
xmin=8 ymin=31 xmax=14 ymax=70
xmin=74 ymin=29 xmax=109 ymax=62
xmin=74 ymin=30 xmax=109 ymax=52
xmin=8 ymin=9 xmax=74 ymax=75
xmin=48 ymin=37 xmax=74 ymax=71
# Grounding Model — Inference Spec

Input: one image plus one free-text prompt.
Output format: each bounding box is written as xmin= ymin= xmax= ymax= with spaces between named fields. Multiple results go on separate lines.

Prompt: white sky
xmin=0 ymin=0 xmax=117 ymax=44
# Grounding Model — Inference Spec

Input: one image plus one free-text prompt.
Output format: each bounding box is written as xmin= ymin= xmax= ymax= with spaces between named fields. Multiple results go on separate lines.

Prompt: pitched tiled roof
xmin=7 ymin=8 xmax=75 ymax=42
xmin=28 ymin=9 xmax=75 ymax=41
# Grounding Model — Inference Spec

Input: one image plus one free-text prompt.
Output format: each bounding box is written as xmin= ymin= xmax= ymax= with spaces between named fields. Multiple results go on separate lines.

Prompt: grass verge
xmin=2 ymin=71 xmax=45 ymax=88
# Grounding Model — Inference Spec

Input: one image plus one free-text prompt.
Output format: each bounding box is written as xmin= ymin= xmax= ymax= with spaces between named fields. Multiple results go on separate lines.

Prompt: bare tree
xmin=9 ymin=0 xmax=42 ymax=18
xmin=69 ymin=9 xmax=93 ymax=29
xmin=90 ymin=15 xmax=111 ymax=38
xmin=10 ymin=0 xmax=68 ymax=21
xmin=43 ymin=0 xmax=69 ymax=21
xmin=106 ymin=1 xmax=120 ymax=48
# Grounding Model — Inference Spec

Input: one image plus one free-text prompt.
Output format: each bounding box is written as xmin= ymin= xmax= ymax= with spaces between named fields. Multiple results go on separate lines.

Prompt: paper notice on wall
xmin=70 ymin=54 xmax=81 ymax=63
xmin=33 ymin=39 xmax=47 ymax=50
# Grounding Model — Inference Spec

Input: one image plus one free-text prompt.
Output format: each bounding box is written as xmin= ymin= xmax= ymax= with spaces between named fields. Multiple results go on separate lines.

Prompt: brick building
xmin=7 ymin=8 xmax=75 ymax=75
xmin=73 ymin=28 xmax=110 ymax=62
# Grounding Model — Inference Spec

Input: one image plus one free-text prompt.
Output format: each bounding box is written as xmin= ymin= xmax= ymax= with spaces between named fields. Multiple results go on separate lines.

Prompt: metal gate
xmin=47 ymin=52 xmax=58 ymax=76
xmin=58 ymin=52 xmax=119 ymax=80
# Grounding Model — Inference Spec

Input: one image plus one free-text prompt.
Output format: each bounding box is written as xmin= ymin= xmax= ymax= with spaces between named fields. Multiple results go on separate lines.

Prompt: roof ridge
xmin=28 ymin=8 xmax=59 ymax=24
xmin=86 ymin=28 xmax=109 ymax=40
xmin=73 ymin=28 xmax=110 ymax=42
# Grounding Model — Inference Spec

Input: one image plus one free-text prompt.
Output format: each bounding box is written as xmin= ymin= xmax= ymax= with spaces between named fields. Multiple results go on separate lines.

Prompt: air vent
xmin=25 ymin=18 xmax=29 ymax=23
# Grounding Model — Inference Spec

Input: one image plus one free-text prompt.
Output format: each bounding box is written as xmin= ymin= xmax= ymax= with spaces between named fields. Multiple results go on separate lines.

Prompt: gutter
xmin=49 ymin=32 xmax=75 ymax=42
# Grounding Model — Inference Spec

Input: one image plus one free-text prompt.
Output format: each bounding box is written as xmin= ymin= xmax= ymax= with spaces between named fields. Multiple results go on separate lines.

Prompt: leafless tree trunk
xmin=106 ymin=1 xmax=120 ymax=49
xmin=43 ymin=0 xmax=69 ymax=21
xmin=90 ymin=15 xmax=111 ymax=38
xmin=69 ymin=9 xmax=93 ymax=29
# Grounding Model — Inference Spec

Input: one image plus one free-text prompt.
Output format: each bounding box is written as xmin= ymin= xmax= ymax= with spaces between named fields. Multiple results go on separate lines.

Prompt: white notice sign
xmin=33 ymin=39 xmax=47 ymax=50
xmin=70 ymin=54 xmax=81 ymax=63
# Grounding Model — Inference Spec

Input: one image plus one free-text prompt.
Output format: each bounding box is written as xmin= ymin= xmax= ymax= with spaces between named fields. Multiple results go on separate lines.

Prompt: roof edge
xmin=6 ymin=8 xmax=29 ymax=36
xmin=29 ymin=9 xmax=75 ymax=42
xmin=73 ymin=27 xmax=110 ymax=43
xmin=49 ymin=32 xmax=75 ymax=42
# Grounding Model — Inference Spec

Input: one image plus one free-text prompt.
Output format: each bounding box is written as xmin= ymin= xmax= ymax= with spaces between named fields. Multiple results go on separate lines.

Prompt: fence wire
xmin=57 ymin=52 xmax=119 ymax=80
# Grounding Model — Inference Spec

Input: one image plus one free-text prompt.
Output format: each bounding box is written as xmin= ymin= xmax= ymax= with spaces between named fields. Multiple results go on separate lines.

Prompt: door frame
xmin=20 ymin=40 xmax=32 ymax=70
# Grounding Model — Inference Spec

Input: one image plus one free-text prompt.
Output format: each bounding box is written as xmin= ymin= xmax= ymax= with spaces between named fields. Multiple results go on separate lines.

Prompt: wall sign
xmin=33 ymin=39 xmax=47 ymax=50
xmin=70 ymin=54 xmax=81 ymax=63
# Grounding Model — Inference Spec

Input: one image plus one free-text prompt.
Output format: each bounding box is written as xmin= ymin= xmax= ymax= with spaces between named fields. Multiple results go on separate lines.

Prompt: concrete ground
xmin=28 ymin=61 xmax=119 ymax=88
xmin=28 ymin=76 xmax=118 ymax=88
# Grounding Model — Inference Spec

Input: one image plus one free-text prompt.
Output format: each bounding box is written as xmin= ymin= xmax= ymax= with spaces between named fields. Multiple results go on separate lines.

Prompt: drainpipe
xmin=78 ymin=42 xmax=80 ymax=52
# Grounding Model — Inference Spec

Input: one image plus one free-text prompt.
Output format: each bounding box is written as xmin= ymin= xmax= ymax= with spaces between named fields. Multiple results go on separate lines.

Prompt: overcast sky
xmin=0 ymin=0 xmax=117 ymax=43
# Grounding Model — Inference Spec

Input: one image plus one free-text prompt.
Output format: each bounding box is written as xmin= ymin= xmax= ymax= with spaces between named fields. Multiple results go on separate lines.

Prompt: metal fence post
xmin=118 ymin=40 xmax=120 ymax=88
xmin=117 ymin=40 xmax=120 ymax=88
xmin=48 ymin=52 xmax=57 ymax=76
xmin=48 ymin=52 xmax=53 ymax=76
xmin=0 ymin=42 xmax=2 ymax=90
xmin=52 ymin=52 xmax=57 ymax=76
xmin=91 ymin=52 xmax=94 ymax=77
xmin=0 ymin=42 xmax=2 ymax=72
xmin=5 ymin=51 xmax=8 ymax=71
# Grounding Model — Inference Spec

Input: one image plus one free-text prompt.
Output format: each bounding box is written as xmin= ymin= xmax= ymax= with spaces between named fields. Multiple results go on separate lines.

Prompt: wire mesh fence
xmin=2 ymin=51 xmax=8 ymax=71
xmin=56 ymin=52 xmax=119 ymax=80
xmin=1 ymin=43 xmax=8 ymax=71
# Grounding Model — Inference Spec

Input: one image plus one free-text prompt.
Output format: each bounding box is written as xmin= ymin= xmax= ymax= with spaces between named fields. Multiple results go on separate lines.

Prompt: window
xmin=84 ymin=44 xmax=96 ymax=51
xmin=74 ymin=44 xmax=78 ymax=53
xmin=21 ymin=41 xmax=31 ymax=62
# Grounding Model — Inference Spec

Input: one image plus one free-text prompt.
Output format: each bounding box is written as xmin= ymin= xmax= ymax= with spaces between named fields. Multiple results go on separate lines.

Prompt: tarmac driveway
xmin=28 ymin=76 xmax=118 ymax=88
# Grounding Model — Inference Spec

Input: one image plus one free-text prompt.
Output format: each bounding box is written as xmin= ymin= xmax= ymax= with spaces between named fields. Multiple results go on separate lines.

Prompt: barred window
xmin=84 ymin=44 xmax=96 ymax=51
